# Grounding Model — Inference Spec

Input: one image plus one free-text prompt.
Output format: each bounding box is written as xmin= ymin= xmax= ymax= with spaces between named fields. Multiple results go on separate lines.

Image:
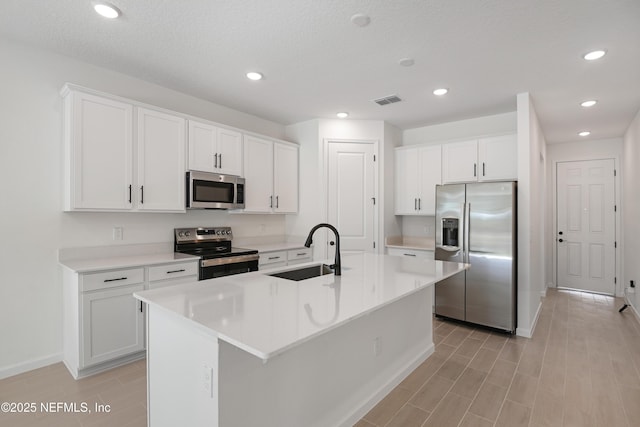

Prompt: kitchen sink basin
xmin=268 ymin=264 xmax=334 ymax=281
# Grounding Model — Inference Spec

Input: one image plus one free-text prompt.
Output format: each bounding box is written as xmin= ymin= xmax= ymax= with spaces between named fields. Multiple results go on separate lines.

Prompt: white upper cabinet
xmin=136 ymin=108 xmax=186 ymax=212
xmin=477 ymin=134 xmax=518 ymax=181
xmin=442 ymin=134 xmax=517 ymax=183
xmin=64 ymin=90 xmax=134 ymax=211
xmin=243 ymin=135 xmax=298 ymax=214
xmin=395 ymin=145 xmax=441 ymax=215
xmin=63 ymin=86 xmax=186 ymax=212
xmin=442 ymin=140 xmax=479 ymax=183
xmin=188 ymin=120 xmax=242 ymax=176
xmin=273 ymin=143 xmax=298 ymax=213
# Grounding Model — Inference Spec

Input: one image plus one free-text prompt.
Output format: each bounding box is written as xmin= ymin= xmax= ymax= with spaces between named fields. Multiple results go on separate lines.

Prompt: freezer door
xmin=435 ymin=184 xmax=466 ymax=321
xmin=465 ymin=182 xmax=516 ymax=331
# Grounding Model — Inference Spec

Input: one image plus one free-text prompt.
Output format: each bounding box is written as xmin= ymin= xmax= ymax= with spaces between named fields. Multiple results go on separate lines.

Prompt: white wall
xmin=516 ymin=93 xmax=547 ymax=337
xmin=0 ymin=37 xmax=290 ymax=375
xmin=402 ymin=112 xmax=517 ymax=146
xmin=623 ymin=108 xmax=640 ymax=315
xmin=545 ymin=138 xmax=623 ymax=294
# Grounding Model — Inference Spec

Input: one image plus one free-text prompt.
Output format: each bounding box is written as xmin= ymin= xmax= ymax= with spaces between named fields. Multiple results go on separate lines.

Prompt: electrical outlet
xmin=112 ymin=227 xmax=123 ymax=241
xmin=373 ymin=337 xmax=381 ymax=356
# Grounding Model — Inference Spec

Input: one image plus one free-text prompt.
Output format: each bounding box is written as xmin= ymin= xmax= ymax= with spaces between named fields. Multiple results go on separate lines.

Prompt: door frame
xmin=551 ymin=157 xmax=622 ymax=296
xmin=321 ymin=138 xmax=380 ymax=259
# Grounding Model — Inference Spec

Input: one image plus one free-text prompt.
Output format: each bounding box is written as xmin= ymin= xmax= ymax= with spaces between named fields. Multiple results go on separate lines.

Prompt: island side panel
xmin=218 ymin=286 xmax=434 ymax=427
xmin=147 ymin=306 xmax=219 ymax=427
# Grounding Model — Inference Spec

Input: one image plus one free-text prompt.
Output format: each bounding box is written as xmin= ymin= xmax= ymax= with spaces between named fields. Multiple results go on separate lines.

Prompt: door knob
xmin=558 ymin=239 xmax=564 ymax=242
xmin=558 ymin=231 xmax=563 ymax=235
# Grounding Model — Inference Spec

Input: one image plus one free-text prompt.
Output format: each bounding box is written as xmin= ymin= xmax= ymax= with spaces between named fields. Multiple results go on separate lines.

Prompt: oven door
xmin=200 ymin=255 xmax=259 ymax=280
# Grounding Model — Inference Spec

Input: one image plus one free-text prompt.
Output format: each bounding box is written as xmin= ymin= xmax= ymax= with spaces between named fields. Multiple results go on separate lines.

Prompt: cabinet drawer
xmin=287 ymin=248 xmax=312 ymax=262
xmin=148 ymin=261 xmax=198 ymax=282
xmin=387 ymin=248 xmax=434 ymax=259
xmin=81 ymin=268 xmax=145 ymax=292
xmin=259 ymin=251 xmax=287 ymax=266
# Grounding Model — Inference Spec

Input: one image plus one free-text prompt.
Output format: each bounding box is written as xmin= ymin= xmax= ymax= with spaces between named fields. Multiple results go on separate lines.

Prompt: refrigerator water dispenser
xmin=441 ymin=218 xmax=459 ymax=247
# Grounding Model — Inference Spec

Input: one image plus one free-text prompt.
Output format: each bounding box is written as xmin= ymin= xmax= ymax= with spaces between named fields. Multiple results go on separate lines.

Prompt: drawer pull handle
xmin=296 ymin=253 xmax=307 ymax=256
xmin=104 ymin=277 xmax=127 ymax=282
xmin=166 ymin=269 xmax=186 ymax=274
xmin=404 ymin=253 xmax=417 ymax=257
xmin=268 ymin=256 xmax=281 ymax=260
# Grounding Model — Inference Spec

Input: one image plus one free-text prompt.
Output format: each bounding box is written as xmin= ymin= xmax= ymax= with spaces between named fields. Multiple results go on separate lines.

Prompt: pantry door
xmin=326 ymin=141 xmax=377 ymax=257
xmin=556 ymin=159 xmax=616 ymax=294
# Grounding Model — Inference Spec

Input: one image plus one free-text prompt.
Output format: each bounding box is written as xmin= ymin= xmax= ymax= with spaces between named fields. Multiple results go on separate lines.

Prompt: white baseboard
xmin=0 ymin=353 xmax=62 ymax=380
xmin=516 ymin=300 xmax=542 ymax=338
xmin=339 ymin=344 xmax=434 ymax=427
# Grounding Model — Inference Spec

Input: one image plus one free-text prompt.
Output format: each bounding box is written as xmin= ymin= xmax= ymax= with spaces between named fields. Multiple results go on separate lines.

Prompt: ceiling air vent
xmin=373 ymin=95 xmax=402 ymax=106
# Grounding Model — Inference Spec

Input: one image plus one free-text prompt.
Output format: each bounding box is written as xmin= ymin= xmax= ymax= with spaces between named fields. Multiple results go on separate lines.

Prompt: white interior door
xmin=327 ymin=141 xmax=376 ymax=256
xmin=556 ymin=159 xmax=616 ymax=294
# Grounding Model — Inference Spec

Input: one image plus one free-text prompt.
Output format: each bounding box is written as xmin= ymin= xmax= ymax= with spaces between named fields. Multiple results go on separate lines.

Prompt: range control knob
xmin=185 ymin=231 xmax=191 ymax=237
xmin=178 ymin=231 xmax=184 ymax=237
xmin=226 ymin=230 xmax=232 ymax=235
xmin=216 ymin=230 xmax=222 ymax=235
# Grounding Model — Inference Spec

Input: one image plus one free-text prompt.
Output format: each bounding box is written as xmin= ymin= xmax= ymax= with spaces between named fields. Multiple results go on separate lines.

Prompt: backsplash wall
xmin=401 ymin=216 xmax=436 ymax=238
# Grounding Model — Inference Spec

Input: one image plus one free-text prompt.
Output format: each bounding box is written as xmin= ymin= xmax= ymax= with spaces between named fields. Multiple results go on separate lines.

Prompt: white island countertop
xmin=134 ymin=253 xmax=467 ymax=360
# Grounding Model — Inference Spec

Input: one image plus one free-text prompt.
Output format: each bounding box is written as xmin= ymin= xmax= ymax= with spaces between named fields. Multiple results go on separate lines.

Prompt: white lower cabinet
xmin=81 ymin=283 xmax=145 ymax=368
xmin=258 ymin=247 xmax=313 ymax=269
xmin=63 ymin=259 xmax=198 ymax=379
xmin=387 ymin=247 xmax=434 ymax=260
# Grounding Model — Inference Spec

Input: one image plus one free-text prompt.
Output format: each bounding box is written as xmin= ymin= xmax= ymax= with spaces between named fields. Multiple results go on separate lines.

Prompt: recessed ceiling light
xmin=398 ymin=58 xmax=414 ymax=67
xmin=580 ymin=100 xmax=597 ymax=107
xmin=336 ymin=112 xmax=349 ymax=119
xmin=433 ymin=88 xmax=448 ymax=96
xmin=93 ymin=2 xmax=121 ymax=19
xmin=578 ymin=131 xmax=591 ymax=137
xmin=350 ymin=14 xmax=371 ymax=27
xmin=246 ymin=72 xmax=263 ymax=81
xmin=583 ymin=50 xmax=606 ymax=61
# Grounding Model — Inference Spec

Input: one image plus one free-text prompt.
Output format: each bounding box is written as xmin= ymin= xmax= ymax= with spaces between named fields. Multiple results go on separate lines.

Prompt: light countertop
xmin=385 ymin=236 xmax=435 ymax=251
xmin=134 ymin=253 xmax=467 ymax=360
xmin=60 ymin=252 xmax=199 ymax=273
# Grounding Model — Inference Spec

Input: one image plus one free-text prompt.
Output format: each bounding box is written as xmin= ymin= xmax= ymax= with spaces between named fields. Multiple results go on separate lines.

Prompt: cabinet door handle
xmin=218 ymin=154 xmax=222 ymax=169
xmin=276 ymin=196 xmax=279 ymax=208
xmin=418 ymin=198 xmax=421 ymax=210
xmin=414 ymin=198 xmax=418 ymax=210
xmin=128 ymin=185 xmax=132 ymax=203
xmin=166 ymin=269 xmax=186 ymax=274
xmin=270 ymin=195 xmax=273 ymax=208
xmin=104 ymin=277 xmax=127 ymax=283
xmin=140 ymin=186 xmax=144 ymax=204
xmin=482 ymin=162 xmax=485 ymax=177
xmin=140 ymin=301 xmax=143 ymax=313
xmin=214 ymin=153 xmax=218 ymax=168
xmin=474 ymin=163 xmax=477 ymax=177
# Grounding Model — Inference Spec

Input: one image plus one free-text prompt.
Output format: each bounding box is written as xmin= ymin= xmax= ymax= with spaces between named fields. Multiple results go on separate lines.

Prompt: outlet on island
xmin=112 ymin=226 xmax=123 ymax=241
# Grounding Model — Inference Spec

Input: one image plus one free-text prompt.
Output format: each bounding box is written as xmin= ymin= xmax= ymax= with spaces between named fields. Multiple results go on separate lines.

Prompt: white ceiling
xmin=1 ymin=0 xmax=639 ymax=143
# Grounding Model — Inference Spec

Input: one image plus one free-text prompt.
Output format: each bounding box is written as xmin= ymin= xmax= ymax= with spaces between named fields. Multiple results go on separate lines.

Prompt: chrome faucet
xmin=304 ymin=223 xmax=341 ymax=275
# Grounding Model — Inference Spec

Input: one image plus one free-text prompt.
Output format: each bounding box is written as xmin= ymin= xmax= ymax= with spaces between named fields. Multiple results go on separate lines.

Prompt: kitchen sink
xmin=268 ymin=264 xmax=334 ymax=281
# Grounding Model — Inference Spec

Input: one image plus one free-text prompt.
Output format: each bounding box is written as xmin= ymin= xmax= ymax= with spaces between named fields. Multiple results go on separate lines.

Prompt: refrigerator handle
xmin=464 ymin=202 xmax=471 ymax=263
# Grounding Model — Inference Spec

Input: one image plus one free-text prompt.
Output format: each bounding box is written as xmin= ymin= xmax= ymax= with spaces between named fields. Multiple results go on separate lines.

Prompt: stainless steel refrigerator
xmin=434 ymin=182 xmax=517 ymax=333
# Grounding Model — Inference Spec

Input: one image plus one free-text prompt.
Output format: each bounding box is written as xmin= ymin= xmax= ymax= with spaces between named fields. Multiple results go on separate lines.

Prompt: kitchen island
xmin=134 ymin=253 xmax=467 ymax=427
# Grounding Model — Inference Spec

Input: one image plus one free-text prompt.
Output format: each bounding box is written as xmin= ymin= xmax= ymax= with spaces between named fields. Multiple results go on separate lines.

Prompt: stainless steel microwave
xmin=186 ymin=171 xmax=245 ymax=209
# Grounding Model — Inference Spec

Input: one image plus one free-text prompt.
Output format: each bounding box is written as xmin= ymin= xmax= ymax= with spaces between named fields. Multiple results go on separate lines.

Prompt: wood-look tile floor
xmin=1 ymin=289 xmax=639 ymax=427
xmin=357 ymin=289 xmax=640 ymax=427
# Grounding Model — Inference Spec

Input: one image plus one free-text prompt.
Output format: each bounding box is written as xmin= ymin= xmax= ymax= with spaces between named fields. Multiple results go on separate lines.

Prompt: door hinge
xmin=615 ymin=277 xmax=617 ymax=284
xmin=373 ymin=241 xmax=376 ymax=249
xmin=615 ymin=241 xmax=617 ymax=248
xmin=614 ymin=169 xmax=617 ymax=177
xmin=614 ymin=205 xmax=617 ymax=212
xmin=372 ymin=197 xmax=376 ymax=205
xmin=373 ymin=154 xmax=376 ymax=161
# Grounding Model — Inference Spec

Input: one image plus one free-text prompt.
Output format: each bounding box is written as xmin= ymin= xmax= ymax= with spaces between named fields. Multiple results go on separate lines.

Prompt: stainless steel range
xmin=174 ymin=227 xmax=259 ymax=280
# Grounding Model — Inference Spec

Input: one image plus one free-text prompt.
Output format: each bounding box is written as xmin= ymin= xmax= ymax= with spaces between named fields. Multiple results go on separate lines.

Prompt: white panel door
xmin=394 ymin=147 xmax=420 ymax=214
xmin=417 ymin=145 xmax=442 ymax=215
xmin=136 ymin=108 xmax=186 ymax=211
xmin=557 ymin=159 xmax=616 ymax=294
xmin=216 ymin=128 xmax=243 ymax=176
xmin=327 ymin=142 xmax=376 ymax=255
